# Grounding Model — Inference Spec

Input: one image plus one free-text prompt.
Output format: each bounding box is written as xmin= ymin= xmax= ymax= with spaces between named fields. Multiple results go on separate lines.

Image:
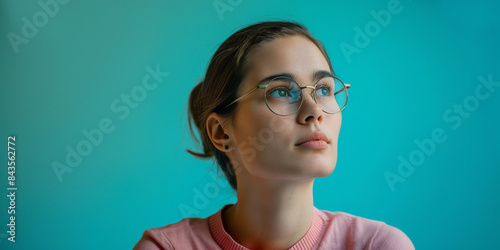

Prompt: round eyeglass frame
xmin=224 ymin=76 xmax=351 ymax=116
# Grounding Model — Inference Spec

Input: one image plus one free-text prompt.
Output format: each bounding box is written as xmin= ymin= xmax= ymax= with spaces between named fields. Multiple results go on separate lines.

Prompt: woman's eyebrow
xmin=257 ymin=70 xmax=334 ymax=85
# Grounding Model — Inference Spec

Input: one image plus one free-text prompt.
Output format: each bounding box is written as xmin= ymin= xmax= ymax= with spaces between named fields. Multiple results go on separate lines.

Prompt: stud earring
xmin=225 ymin=145 xmax=229 ymax=150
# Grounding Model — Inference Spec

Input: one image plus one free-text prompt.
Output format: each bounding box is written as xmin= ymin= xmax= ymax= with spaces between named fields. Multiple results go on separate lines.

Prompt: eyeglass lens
xmin=264 ymin=76 xmax=347 ymax=115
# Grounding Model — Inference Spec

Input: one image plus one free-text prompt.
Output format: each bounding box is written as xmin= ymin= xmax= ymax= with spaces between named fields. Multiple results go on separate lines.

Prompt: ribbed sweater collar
xmin=208 ymin=204 xmax=324 ymax=250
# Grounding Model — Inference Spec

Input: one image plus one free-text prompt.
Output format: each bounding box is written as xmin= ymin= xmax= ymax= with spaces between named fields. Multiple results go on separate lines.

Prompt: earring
xmin=225 ymin=145 xmax=229 ymax=150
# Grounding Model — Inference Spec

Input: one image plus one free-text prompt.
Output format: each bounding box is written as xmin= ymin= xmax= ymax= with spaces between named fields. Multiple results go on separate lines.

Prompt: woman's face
xmin=228 ymin=35 xmax=341 ymax=182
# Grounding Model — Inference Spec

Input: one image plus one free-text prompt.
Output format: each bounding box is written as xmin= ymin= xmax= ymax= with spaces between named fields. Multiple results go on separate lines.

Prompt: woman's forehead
xmin=241 ymin=35 xmax=331 ymax=91
xmin=251 ymin=36 xmax=328 ymax=74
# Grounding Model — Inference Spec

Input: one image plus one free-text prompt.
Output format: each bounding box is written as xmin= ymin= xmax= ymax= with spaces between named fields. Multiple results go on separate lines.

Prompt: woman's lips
xmin=295 ymin=131 xmax=330 ymax=149
xmin=296 ymin=140 xmax=329 ymax=149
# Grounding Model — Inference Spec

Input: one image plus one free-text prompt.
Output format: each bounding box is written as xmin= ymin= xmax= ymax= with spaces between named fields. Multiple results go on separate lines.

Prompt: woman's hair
xmin=187 ymin=20 xmax=334 ymax=191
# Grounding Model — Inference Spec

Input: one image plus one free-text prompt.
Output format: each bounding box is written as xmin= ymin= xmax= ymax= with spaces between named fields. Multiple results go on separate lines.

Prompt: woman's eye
xmin=316 ymin=86 xmax=331 ymax=96
xmin=269 ymin=88 xmax=290 ymax=97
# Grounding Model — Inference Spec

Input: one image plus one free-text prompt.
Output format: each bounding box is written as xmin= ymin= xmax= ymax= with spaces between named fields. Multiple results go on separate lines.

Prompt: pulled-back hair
xmin=187 ymin=20 xmax=334 ymax=191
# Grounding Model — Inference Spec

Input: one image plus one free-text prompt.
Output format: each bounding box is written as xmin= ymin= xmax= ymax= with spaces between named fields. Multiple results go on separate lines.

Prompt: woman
xmin=134 ymin=21 xmax=414 ymax=250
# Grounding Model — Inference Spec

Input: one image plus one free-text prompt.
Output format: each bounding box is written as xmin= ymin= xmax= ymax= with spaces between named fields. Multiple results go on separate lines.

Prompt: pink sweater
xmin=133 ymin=204 xmax=414 ymax=250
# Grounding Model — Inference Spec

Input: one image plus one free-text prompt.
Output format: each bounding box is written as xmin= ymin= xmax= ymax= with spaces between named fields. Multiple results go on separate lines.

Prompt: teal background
xmin=1 ymin=0 xmax=499 ymax=249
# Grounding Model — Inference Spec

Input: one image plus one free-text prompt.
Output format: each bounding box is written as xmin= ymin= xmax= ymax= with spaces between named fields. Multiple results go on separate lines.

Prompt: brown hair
xmin=187 ymin=20 xmax=334 ymax=191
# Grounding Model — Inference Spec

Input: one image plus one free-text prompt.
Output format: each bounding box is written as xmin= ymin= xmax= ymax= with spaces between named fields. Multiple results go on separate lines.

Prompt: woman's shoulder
xmin=315 ymin=209 xmax=415 ymax=250
xmin=133 ymin=216 xmax=212 ymax=250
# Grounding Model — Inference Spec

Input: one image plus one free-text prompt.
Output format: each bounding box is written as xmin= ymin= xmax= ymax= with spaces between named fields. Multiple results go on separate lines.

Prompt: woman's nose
xmin=297 ymin=87 xmax=323 ymax=124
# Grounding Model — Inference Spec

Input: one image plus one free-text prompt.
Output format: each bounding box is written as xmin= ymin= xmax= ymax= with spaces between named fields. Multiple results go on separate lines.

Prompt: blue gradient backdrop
xmin=1 ymin=0 xmax=499 ymax=249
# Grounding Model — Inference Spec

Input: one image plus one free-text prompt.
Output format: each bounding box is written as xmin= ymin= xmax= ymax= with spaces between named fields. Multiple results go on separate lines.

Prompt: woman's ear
xmin=206 ymin=112 xmax=232 ymax=152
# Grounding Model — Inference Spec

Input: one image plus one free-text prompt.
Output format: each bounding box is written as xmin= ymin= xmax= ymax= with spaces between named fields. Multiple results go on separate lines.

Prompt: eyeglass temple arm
xmin=334 ymin=83 xmax=351 ymax=96
xmin=224 ymin=84 xmax=266 ymax=108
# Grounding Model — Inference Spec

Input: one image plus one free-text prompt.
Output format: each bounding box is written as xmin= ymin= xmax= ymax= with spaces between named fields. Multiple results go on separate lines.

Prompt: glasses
xmin=225 ymin=76 xmax=351 ymax=116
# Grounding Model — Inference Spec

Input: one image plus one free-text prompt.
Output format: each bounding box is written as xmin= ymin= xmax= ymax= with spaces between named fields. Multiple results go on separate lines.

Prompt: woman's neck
xmin=222 ymin=178 xmax=315 ymax=249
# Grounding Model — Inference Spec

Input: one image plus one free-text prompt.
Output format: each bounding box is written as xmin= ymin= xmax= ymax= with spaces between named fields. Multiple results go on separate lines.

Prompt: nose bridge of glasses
xmin=297 ymin=85 xmax=321 ymax=107
xmin=301 ymin=85 xmax=316 ymax=90
xmin=299 ymin=85 xmax=317 ymax=98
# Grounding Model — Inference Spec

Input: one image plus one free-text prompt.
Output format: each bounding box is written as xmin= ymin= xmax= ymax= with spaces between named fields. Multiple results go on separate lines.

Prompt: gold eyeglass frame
xmin=224 ymin=76 xmax=351 ymax=116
